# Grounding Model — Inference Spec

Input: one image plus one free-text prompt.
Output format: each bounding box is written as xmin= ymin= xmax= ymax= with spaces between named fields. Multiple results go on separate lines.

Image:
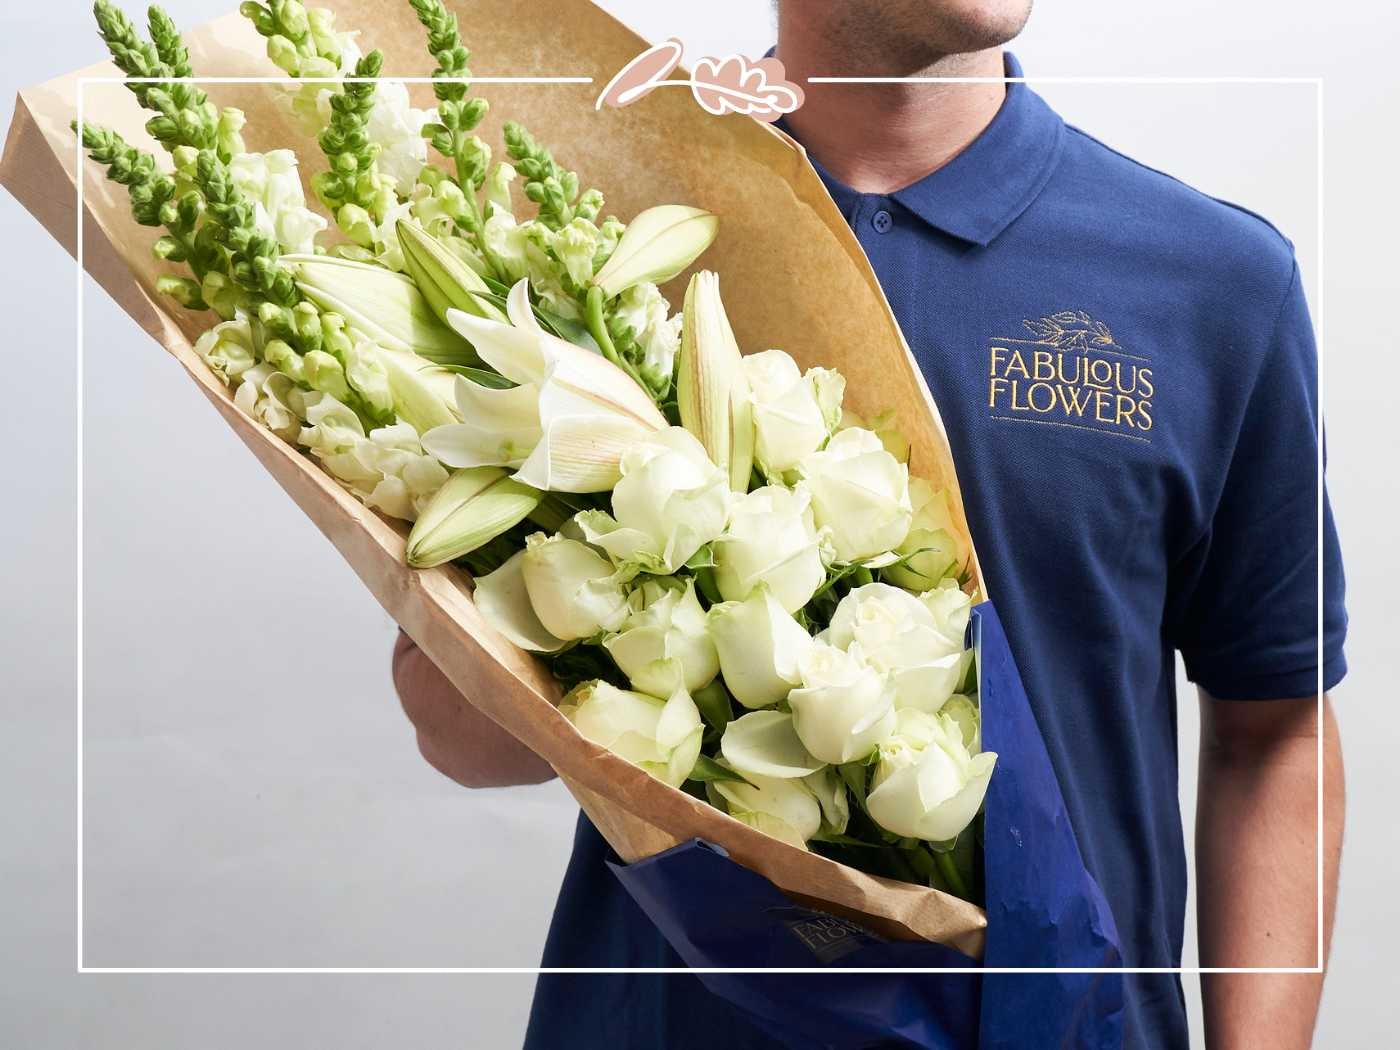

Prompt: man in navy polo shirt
xmin=392 ymin=2 xmax=1347 ymax=1047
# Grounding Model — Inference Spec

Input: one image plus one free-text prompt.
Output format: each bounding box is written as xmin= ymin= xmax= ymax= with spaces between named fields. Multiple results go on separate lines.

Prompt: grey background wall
xmin=2 ymin=0 xmax=1395 ymax=1046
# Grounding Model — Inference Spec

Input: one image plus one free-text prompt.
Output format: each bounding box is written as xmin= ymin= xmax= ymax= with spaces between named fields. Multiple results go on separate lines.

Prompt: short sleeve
xmin=1168 ymin=259 xmax=1347 ymax=700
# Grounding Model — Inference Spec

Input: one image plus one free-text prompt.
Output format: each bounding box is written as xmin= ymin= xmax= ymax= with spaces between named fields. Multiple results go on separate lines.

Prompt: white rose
xmin=720 ymin=709 xmax=826 ymax=779
xmin=788 ymin=643 xmax=896 ymax=764
xmin=797 ymin=427 xmax=912 ymax=562
xmin=867 ymin=708 xmax=996 ymax=842
xmin=822 ymin=582 xmax=970 ymax=713
xmin=707 ymin=587 xmax=814 ymax=709
xmin=712 ymin=484 xmax=827 ymax=612
xmin=709 ymin=769 xmax=822 ymax=849
xmin=577 ymin=427 xmax=729 ymax=574
xmin=603 ymin=579 xmax=719 ymax=697
xmin=882 ymin=480 xmax=970 ymax=591
xmin=473 ymin=549 xmax=567 ymax=653
xmin=562 ymin=680 xmax=703 ymax=788
xmin=742 ymin=349 xmax=844 ymax=474
xmin=520 ymin=533 xmax=629 ymax=641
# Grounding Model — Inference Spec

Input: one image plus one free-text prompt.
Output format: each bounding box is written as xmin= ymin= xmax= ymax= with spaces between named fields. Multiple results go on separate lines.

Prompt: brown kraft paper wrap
xmin=1 ymin=0 xmax=989 ymax=956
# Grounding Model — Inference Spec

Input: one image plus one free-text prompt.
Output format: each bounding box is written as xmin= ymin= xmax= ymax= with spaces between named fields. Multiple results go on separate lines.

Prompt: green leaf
xmin=441 ymin=364 xmax=517 ymax=389
xmin=687 ymin=754 xmax=752 ymax=786
xmin=683 ymin=544 xmax=715 ymax=571
xmin=691 ymin=679 xmax=734 ymax=734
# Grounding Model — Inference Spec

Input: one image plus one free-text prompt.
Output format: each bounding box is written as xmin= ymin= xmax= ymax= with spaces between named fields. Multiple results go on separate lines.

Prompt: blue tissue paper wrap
xmin=607 ymin=602 xmax=1124 ymax=1050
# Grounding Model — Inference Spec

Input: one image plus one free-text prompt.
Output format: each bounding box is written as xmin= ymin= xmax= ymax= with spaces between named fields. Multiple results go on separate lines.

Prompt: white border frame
xmin=74 ymin=71 xmax=1327 ymax=976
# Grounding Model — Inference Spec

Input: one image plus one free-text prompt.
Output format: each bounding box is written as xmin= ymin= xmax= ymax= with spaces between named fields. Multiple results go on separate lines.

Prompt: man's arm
xmin=392 ymin=631 xmax=557 ymax=788
xmin=1196 ymin=691 xmax=1344 ymax=1049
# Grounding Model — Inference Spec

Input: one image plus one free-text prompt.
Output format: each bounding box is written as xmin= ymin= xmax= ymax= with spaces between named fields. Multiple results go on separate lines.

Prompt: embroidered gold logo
xmin=987 ymin=310 xmax=1153 ymax=442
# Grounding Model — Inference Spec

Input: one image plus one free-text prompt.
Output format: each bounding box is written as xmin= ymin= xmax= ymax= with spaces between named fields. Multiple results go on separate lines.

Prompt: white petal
xmin=473 ymin=550 xmax=568 ymax=653
xmin=720 ymin=710 xmax=826 ymax=779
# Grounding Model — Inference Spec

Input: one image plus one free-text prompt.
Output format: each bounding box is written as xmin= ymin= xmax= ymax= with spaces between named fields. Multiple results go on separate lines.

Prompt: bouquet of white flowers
xmin=4 ymin=0 xmax=1008 ymax=952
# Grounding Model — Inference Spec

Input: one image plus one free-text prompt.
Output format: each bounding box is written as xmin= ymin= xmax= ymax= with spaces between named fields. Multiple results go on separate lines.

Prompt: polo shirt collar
xmin=793 ymin=52 xmax=1065 ymax=247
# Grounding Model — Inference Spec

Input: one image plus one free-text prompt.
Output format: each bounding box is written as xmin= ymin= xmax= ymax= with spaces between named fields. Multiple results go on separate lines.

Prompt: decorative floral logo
xmin=596 ymin=39 xmax=805 ymax=123
xmin=1021 ymin=310 xmax=1118 ymax=352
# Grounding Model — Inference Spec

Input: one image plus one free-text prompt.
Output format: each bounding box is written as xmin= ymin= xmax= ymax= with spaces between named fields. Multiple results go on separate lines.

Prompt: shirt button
xmin=871 ymin=209 xmax=893 ymax=234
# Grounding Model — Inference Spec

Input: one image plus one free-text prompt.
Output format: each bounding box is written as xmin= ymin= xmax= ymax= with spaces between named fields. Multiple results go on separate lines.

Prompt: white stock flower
xmin=787 ymin=642 xmax=896 ymax=764
xmin=822 ymin=582 xmax=971 ymax=713
xmin=720 ymin=710 xmax=825 ymax=779
xmin=707 ymin=587 xmax=813 ymax=709
xmin=603 ymin=579 xmax=719 ymax=697
xmin=883 ymin=479 xmax=971 ymax=592
xmin=712 ymin=484 xmax=827 ymax=613
xmin=227 ymin=149 xmax=328 ymax=255
xmin=520 ymin=532 xmax=629 ymax=641
xmin=576 ymin=427 xmax=729 ymax=574
xmin=425 ymin=280 xmax=667 ymax=492
xmin=562 ymin=680 xmax=703 ymax=788
xmin=318 ymin=422 xmax=451 ymax=521
xmin=797 ymin=427 xmax=912 ymax=563
xmin=866 ymin=707 xmax=996 ymax=843
xmin=709 ymin=769 xmax=822 ymax=849
xmin=742 ymin=349 xmax=844 ymax=474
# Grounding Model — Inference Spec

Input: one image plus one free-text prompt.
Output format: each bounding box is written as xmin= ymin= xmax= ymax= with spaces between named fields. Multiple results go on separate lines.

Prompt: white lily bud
xmin=288 ymin=254 xmax=475 ymax=362
xmin=883 ymin=480 xmax=970 ymax=591
xmin=797 ymin=427 xmax=912 ymax=563
xmin=867 ymin=709 xmax=996 ymax=843
xmin=822 ymin=582 xmax=970 ymax=713
xmin=575 ymin=427 xmax=730 ymax=574
xmin=591 ymin=204 xmax=719 ymax=300
xmin=520 ymin=533 xmax=629 ymax=641
xmin=562 ymin=680 xmax=704 ymax=788
xmin=707 ymin=587 xmax=813 ymax=709
xmin=709 ymin=769 xmax=823 ymax=850
xmin=603 ymin=579 xmax=719 ymax=697
xmin=788 ymin=642 xmax=897 ymax=764
xmin=712 ymin=484 xmax=826 ymax=613
xmin=743 ymin=349 xmax=845 ymax=475
xmin=406 ymin=467 xmax=541 ymax=568
xmin=677 ymin=271 xmax=755 ymax=491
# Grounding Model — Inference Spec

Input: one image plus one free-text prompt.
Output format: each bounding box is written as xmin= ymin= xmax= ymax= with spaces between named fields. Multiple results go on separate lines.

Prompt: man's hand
xmin=392 ymin=631 xmax=557 ymax=789
xmin=1196 ymin=691 xmax=1344 ymax=1049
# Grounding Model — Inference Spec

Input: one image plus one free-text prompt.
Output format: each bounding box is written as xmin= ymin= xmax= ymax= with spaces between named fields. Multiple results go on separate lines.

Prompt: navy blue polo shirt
xmin=525 ymin=52 xmax=1346 ymax=1050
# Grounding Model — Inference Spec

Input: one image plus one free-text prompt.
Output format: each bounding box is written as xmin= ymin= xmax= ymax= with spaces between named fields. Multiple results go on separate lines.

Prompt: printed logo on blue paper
xmin=771 ymin=907 xmax=883 ymax=963
xmin=987 ymin=310 xmax=1154 ymax=443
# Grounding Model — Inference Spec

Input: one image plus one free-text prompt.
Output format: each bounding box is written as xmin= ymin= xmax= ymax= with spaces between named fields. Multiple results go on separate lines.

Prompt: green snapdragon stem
xmin=584 ymin=284 xmax=645 ymax=388
xmin=933 ymin=849 xmax=971 ymax=901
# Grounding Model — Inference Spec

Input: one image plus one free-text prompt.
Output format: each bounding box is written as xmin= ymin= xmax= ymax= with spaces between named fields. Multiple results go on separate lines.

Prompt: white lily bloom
xmin=707 ymin=586 xmax=813 ymax=709
xmin=520 ymin=532 xmax=630 ymax=641
xmin=867 ymin=707 xmax=996 ymax=843
xmin=712 ymin=484 xmax=827 ymax=613
xmin=576 ymin=427 xmax=730 ymax=574
xmin=473 ymin=550 xmax=567 ymax=653
xmin=710 ymin=769 xmax=823 ymax=850
xmin=603 ymin=578 xmax=719 ymax=697
xmin=720 ymin=709 xmax=826 ymax=779
xmin=425 ymin=280 xmax=668 ymax=492
xmin=562 ymin=680 xmax=703 ymax=788
xmin=883 ymin=479 xmax=971 ymax=591
xmin=797 ymin=427 xmax=912 ymax=563
xmin=743 ymin=349 xmax=845 ymax=474
xmin=227 ymin=149 xmax=327 ymax=255
xmin=822 ymin=582 xmax=971 ymax=713
xmin=788 ymin=642 xmax=897 ymax=764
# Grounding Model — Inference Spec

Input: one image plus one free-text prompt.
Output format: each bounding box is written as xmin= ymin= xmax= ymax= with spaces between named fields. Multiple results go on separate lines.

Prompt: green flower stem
xmin=933 ymin=848 xmax=971 ymax=900
xmin=585 ymin=285 xmax=646 ymax=389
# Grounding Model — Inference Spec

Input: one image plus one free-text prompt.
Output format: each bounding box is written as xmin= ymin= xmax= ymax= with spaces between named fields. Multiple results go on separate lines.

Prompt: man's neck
xmin=776 ymin=19 xmax=1008 ymax=196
